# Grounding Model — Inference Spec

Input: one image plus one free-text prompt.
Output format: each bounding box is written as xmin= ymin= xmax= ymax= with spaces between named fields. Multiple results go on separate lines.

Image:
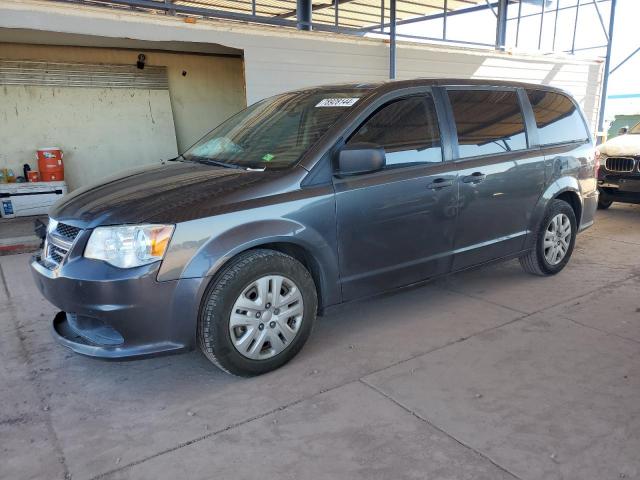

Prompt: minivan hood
xmin=51 ymin=161 xmax=282 ymax=227
xmin=597 ymin=134 xmax=640 ymax=157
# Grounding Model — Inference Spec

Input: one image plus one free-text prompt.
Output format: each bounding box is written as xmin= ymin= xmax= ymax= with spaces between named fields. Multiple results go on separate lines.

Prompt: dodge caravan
xmin=31 ymin=79 xmax=599 ymax=376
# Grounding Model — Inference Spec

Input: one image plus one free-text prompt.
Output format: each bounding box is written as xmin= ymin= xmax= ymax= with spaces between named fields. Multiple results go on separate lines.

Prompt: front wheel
xmin=198 ymin=249 xmax=317 ymax=377
xmin=520 ymin=199 xmax=577 ymax=276
xmin=597 ymin=196 xmax=613 ymax=210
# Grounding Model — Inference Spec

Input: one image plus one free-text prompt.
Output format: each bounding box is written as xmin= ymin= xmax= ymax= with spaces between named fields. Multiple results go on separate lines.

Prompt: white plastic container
xmin=0 ymin=181 xmax=68 ymax=218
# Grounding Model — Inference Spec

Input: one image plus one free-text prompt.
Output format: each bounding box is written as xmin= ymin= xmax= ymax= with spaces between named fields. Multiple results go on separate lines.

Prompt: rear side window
xmin=448 ymin=90 xmax=527 ymax=158
xmin=348 ymin=95 xmax=442 ymax=167
xmin=527 ymin=90 xmax=589 ymax=145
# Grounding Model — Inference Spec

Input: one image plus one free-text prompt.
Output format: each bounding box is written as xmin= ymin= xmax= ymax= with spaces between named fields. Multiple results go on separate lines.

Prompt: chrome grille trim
xmin=55 ymin=223 xmax=82 ymax=241
xmin=43 ymin=221 xmax=82 ymax=269
xmin=605 ymin=156 xmax=635 ymax=173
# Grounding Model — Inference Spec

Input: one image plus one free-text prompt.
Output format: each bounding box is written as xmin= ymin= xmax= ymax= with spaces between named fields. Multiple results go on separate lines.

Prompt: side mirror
xmin=618 ymin=126 xmax=629 ymax=136
xmin=337 ymin=143 xmax=386 ymax=176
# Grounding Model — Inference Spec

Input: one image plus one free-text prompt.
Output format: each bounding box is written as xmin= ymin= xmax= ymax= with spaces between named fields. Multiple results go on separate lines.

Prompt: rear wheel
xmin=198 ymin=249 xmax=317 ymax=377
xmin=520 ymin=199 xmax=577 ymax=276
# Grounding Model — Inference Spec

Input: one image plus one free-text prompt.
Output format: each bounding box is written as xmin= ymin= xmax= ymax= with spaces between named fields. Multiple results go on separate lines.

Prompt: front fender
xmin=158 ymin=188 xmax=341 ymax=307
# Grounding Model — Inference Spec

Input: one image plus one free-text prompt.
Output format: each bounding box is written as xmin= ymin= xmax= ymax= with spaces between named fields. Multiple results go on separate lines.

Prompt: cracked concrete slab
xmin=1 ymin=204 xmax=640 ymax=480
xmin=105 ymin=382 xmax=518 ymax=480
xmin=1 ymin=253 xmax=521 ymax=479
xmin=0 ymin=310 xmax=67 ymax=480
xmin=364 ymin=315 xmax=640 ymax=480
xmin=549 ymin=276 xmax=640 ymax=343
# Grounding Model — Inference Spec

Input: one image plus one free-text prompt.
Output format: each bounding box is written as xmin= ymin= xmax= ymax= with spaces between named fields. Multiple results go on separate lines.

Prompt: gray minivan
xmin=31 ymin=79 xmax=599 ymax=376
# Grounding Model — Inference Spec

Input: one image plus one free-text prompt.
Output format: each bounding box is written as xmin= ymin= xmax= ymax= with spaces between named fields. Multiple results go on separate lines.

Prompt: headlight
xmin=84 ymin=224 xmax=174 ymax=268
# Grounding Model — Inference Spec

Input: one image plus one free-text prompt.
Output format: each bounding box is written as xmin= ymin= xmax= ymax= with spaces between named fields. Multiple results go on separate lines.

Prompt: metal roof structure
xmin=52 ymin=0 xmax=619 ymax=131
xmin=167 ymin=0 xmax=487 ymax=29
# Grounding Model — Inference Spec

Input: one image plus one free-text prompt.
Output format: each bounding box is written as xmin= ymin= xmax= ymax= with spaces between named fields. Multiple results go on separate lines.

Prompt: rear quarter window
xmin=527 ymin=90 xmax=589 ymax=145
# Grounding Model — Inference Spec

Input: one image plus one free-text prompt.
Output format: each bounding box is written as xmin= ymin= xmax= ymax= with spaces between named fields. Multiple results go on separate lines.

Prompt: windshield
xmin=182 ymin=88 xmax=371 ymax=169
xmin=629 ymin=122 xmax=640 ymax=134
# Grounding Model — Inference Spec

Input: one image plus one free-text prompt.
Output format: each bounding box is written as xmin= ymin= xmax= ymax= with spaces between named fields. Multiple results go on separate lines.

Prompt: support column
xmin=597 ymin=0 xmax=617 ymax=137
xmin=297 ymin=0 xmax=312 ymax=30
xmin=495 ymin=0 xmax=508 ymax=50
xmin=389 ymin=0 xmax=396 ymax=79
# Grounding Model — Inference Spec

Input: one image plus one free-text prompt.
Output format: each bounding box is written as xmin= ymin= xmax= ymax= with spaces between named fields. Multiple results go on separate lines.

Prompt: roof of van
xmin=302 ymin=78 xmax=571 ymax=96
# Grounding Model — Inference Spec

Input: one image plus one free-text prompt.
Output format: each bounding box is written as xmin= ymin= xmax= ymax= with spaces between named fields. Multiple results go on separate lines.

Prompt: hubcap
xmin=229 ymin=275 xmax=304 ymax=360
xmin=544 ymin=213 xmax=572 ymax=266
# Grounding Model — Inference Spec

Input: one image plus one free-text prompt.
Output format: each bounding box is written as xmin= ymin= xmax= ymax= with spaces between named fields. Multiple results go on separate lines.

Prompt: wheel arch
xmin=252 ymin=241 xmax=327 ymax=312
xmin=163 ymin=217 xmax=341 ymax=313
xmin=194 ymin=240 xmax=331 ymax=317
xmin=525 ymin=176 xmax=583 ymax=250
xmin=554 ymin=190 xmax=582 ymax=225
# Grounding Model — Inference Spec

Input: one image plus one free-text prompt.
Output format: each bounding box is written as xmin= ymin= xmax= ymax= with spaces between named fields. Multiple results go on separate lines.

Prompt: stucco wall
xmin=0 ymin=84 xmax=178 ymax=190
xmin=0 ymin=43 xmax=246 ymax=189
xmin=0 ymin=43 xmax=247 ymax=152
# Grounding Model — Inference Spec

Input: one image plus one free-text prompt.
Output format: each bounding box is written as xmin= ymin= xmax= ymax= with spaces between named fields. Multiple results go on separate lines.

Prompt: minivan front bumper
xmin=30 ymin=254 xmax=203 ymax=359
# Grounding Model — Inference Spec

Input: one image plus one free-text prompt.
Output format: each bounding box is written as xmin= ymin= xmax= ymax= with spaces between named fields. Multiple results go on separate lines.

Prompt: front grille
xmin=49 ymin=244 xmax=67 ymax=264
xmin=605 ymin=157 xmax=636 ymax=173
xmin=43 ymin=221 xmax=83 ymax=269
xmin=55 ymin=223 xmax=81 ymax=241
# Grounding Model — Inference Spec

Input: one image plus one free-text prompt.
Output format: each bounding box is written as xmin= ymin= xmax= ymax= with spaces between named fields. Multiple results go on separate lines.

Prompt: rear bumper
xmin=31 ymin=254 xmax=204 ymax=359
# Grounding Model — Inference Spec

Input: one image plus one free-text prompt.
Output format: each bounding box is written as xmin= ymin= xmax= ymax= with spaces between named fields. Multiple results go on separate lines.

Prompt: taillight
xmin=594 ymin=149 xmax=601 ymax=178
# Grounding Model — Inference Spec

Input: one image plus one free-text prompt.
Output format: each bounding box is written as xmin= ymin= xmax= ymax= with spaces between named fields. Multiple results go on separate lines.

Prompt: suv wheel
xmin=520 ymin=199 xmax=577 ymax=276
xmin=198 ymin=249 xmax=317 ymax=376
xmin=597 ymin=195 xmax=613 ymax=210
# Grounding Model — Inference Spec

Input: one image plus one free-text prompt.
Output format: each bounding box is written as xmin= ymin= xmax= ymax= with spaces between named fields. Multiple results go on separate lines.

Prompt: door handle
xmin=462 ymin=172 xmax=486 ymax=184
xmin=426 ymin=178 xmax=454 ymax=190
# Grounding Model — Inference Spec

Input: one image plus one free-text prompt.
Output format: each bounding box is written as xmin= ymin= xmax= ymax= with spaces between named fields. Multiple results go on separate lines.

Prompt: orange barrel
xmin=37 ymin=147 xmax=64 ymax=181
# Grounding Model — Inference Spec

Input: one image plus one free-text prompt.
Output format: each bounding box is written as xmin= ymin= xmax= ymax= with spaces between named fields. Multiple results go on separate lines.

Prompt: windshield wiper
xmin=187 ymin=156 xmax=245 ymax=170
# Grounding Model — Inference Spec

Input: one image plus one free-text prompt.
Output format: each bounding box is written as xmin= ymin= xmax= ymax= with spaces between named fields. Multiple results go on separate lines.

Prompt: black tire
xmin=519 ymin=199 xmax=577 ymax=276
xmin=198 ymin=249 xmax=317 ymax=377
xmin=597 ymin=196 xmax=613 ymax=210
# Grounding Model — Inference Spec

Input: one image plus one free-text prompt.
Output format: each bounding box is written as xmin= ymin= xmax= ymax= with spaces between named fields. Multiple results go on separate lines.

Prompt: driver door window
xmin=347 ymin=96 xmax=442 ymax=167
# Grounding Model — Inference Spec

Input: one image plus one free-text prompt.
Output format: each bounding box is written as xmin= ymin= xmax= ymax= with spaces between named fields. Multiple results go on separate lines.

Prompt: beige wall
xmin=0 ymin=43 xmax=247 ymax=152
xmin=0 ymin=84 xmax=177 ymax=190
xmin=0 ymin=43 xmax=246 ymax=189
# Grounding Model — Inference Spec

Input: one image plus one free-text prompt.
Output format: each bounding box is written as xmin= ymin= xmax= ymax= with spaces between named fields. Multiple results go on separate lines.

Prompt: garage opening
xmin=0 ymin=42 xmax=247 ymax=191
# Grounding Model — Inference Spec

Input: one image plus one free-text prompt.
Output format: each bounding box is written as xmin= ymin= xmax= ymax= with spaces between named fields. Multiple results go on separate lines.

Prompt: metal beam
xmin=515 ymin=0 xmax=522 ymax=47
xmin=390 ymin=0 xmax=397 ymax=79
xmin=592 ymin=0 xmax=609 ymax=41
xmin=598 ymin=0 xmax=617 ymax=135
xmin=495 ymin=0 xmax=508 ymax=50
xmin=443 ymin=0 xmax=448 ymax=40
xmin=610 ymin=46 xmax=640 ymax=75
xmin=276 ymin=0 xmax=356 ymax=19
xmin=537 ymin=0 xmax=545 ymax=50
xmin=57 ymin=0 xmax=370 ymax=35
xmin=552 ymin=0 xmax=560 ymax=50
xmin=571 ymin=0 xmax=581 ymax=55
xmin=364 ymin=1 xmax=503 ymax=32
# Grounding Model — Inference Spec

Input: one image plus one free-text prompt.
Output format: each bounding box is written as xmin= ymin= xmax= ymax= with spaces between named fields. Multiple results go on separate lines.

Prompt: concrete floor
xmin=1 ymin=205 xmax=639 ymax=480
xmin=0 ymin=216 xmax=45 ymax=255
